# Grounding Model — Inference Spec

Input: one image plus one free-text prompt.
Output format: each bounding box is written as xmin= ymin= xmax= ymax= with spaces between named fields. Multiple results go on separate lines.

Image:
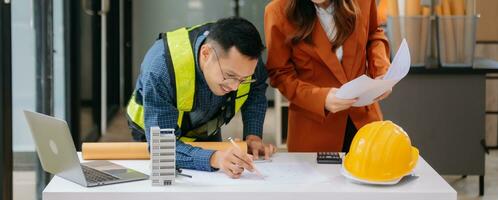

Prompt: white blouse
xmin=315 ymin=3 xmax=343 ymax=61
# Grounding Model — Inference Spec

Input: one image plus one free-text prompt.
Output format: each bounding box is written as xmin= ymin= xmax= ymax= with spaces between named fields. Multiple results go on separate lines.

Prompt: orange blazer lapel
xmin=341 ymin=17 xmax=363 ymax=80
xmin=310 ymin=19 xmax=348 ymax=85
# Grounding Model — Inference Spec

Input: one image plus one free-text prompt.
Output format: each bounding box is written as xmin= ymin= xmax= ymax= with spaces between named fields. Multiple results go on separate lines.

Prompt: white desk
xmin=43 ymin=153 xmax=456 ymax=200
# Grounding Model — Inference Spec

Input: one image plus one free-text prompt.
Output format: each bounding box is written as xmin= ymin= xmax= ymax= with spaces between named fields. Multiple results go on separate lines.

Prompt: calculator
xmin=316 ymin=152 xmax=342 ymax=164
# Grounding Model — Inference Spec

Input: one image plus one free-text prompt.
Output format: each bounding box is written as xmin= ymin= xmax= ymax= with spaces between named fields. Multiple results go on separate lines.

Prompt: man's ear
xmin=200 ymin=44 xmax=211 ymax=59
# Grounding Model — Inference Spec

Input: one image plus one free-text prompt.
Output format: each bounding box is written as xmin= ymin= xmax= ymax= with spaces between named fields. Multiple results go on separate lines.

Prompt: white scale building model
xmin=150 ymin=126 xmax=176 ymax=186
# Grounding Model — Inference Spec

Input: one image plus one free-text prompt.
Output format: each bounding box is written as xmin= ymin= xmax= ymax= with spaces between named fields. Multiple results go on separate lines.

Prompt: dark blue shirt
xmin=133 ymin=32 xmax=268 ymax=171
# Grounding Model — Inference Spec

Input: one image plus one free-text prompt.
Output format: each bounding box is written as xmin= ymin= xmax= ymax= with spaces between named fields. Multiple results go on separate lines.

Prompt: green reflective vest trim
xmin=167 ymin=27 xmax=196 ymax=113
xmin=126 ymin=25 xmax=252 ymax=142
xmin=126 ymin=95 xmax=145 ymax=130
xmin=235 ymin=78 xmax=251 ymax=112
xmin=179 ymin=135 xmax=196 ymax=142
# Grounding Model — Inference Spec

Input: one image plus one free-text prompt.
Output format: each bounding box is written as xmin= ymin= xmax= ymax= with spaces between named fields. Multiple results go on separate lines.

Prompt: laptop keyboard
xmin=82 ymin=165 xmax=120 ymax=183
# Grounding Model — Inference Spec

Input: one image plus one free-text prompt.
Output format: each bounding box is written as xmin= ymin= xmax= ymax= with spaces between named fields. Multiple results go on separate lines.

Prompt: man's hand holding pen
xmin=210 ymin=145 xmax=255 ymax=179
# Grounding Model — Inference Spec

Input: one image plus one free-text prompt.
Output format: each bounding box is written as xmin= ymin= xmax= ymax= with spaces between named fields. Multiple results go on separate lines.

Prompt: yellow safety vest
xmin=126 ymin=24 xmax=251 ymax=142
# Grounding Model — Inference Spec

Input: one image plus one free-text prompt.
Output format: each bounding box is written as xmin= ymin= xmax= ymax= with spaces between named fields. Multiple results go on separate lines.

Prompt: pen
xmin=254 ymin=159 xmax=272 ymax=163
xmin=227 ymin=137 xmax=264 ymax=178
xmin=176 ymin=168 xmax=192 ymax=178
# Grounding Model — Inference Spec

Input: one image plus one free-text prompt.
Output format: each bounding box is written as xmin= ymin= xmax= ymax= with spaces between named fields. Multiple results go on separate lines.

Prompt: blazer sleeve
xmin=366 ymin=0 xmax=391 ymax=78
xmin=264 ymin=5 xmax=331 ymax=119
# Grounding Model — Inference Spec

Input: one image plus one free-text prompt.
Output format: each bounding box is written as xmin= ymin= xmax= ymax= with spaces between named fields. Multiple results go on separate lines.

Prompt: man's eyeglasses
xmin=211 ymin=47 xmax=256 ymax=85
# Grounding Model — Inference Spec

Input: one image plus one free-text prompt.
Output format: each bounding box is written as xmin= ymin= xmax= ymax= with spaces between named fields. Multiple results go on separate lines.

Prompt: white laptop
xmin=24 ymin=110 xmax=149 ymax=187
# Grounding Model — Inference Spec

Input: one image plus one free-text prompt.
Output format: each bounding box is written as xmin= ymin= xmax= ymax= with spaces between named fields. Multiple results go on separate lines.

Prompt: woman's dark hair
xmin=207 ymin=17 xmax=265 ymax=59
xmin=286 ymin=0 xmax=358 ymax=50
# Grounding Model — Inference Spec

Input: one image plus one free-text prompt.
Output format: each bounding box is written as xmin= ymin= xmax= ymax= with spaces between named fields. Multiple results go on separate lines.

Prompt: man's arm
xmin=240 ymin=58 xmax=275 ymax=159
xmin=141 ymin=41 xmax=216 ymax=171
xmin=240 ymin=58 xmax=269 ymax=139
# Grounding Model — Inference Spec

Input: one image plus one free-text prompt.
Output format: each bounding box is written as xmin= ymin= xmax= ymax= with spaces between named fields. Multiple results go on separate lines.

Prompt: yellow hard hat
xmin=343 ymin=121 xmax=419 ymax=183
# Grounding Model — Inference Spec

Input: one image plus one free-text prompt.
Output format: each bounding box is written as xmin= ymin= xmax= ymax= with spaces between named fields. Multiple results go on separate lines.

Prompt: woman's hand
xmin=325 ymin=88 xmax=358 ymax=113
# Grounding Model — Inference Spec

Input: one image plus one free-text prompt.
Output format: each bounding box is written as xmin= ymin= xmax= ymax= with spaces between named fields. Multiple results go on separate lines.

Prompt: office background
xmin=1 ymin=0 xmax=498 ymax=200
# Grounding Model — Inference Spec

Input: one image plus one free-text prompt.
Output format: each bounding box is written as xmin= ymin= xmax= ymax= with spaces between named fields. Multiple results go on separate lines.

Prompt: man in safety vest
xmin=126 ymin=17 xmax=274 ymax=178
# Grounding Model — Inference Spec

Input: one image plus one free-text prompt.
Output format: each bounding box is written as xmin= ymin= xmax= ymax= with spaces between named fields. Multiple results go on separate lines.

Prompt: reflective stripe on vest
xmin=126 ymin=95 xmax=145 ymax=130
xmin=167 ymin=27 xmax=196 ymax=113
xmin=235 ymin=77 xmax=251 ymax=112
xmin=126 ymin=25 xmax=251 ymax=142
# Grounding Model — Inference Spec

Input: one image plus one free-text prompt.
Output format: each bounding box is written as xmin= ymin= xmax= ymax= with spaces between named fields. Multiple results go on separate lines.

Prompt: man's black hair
xmin=207 ymin=17 xmax=265 ymax=59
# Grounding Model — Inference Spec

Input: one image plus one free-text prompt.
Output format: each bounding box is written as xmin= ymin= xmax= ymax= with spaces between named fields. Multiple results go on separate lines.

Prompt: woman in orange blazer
xmin=264 ymin=0 xmax=391 ymax=152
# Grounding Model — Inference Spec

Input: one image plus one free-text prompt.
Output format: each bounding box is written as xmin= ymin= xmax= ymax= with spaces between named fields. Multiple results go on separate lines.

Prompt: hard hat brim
xmin=340 ymin=162 xmax=402 ymax=185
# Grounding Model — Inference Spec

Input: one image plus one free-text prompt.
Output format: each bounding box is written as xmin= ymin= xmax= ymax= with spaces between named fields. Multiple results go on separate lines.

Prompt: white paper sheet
xmin=335 ymin=39 xmax=410 ymax=107
xmin=176 ymin=162 xmax=328 ymax=186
